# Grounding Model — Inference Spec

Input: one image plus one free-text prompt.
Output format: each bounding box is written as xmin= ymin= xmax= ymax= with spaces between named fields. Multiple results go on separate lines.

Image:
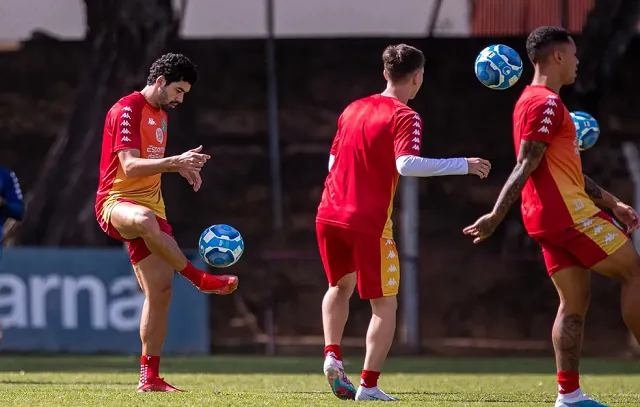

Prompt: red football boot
xmin=137 ymin=377 xmax=183 ymax=392
xmin=198 ymin=274 xmax=238 ymax=295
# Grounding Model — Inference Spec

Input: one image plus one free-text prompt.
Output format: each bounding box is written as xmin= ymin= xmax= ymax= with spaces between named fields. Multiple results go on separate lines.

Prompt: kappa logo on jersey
xmin=148 ymin=118 xmax=157 ymax=126
xmin=538 ymin=126 xmax=550 ymax=134
xmin=604 ymin=233 xmax=617 ymax=244
xmin=387 ymin=264 xmax=397 ymax=273
xmin=545 ymin=99 xmax=558 ymax=107
xmin=386 ymin=250 xmax=397 ymax=259
xmin=541 ymin=117 xmax=552 ymax=125
xmin=412 ymin=129 xmax=420 ymax=135
xmin=543 ymin=108 xmax=555 ymax=116
xmin=385 ymin=239 xmax=394 ymax=245
xmin=412 ymin=144 xmax=420 ymax=151
xmin=121 ymin=112 xmax=131 ymax=119
xmin=413 ymin=121 xmax=421 ymax=128
xmin=122 ymin=106 xmax=133 ymax=112
xmin=121 ymin=120 xmax=131 ymax=127
xmin=412 ymin=137 xmax=420 ymax=143
xmin=412 ymin=114 xmax=420 ymax=120
xmin=582 ymin=218 xmax=594 ymax=228
xmin=121 ymin=136 xmax=131 ymax=142
xmin=121 ymin=128 xmax=131 ymax=134
xmin=387 ymin=278 xmax=398 ymax=287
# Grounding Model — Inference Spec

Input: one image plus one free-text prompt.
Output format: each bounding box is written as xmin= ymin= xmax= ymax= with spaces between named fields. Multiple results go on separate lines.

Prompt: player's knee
xmin=370 ymin=295 xmax=397 ymax=314
xmin=559 ymin=290 xmax=591 ymax=313
xmin=146 ymin=283 xmax=172 ymax=306
xmin=132 ymin=209 xmax=160 ymax=236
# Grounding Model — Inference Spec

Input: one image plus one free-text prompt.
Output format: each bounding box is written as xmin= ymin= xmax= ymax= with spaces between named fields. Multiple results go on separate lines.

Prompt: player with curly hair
xmin=95 ymin=53 xmax=239 ymax=392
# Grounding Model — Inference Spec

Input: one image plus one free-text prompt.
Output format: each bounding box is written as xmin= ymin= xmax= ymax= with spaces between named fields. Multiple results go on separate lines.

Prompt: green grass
xmin=0 ymin=356 xmax=639 ymax=406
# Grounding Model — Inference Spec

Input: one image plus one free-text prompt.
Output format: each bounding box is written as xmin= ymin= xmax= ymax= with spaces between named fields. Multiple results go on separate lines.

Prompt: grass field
xmin=0 ymin=356 xmax=639 ymax=406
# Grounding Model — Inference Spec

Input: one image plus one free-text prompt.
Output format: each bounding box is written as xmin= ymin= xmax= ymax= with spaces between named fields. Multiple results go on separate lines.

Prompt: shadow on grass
xmin=0 ymin=355 xmax=639 ymax=375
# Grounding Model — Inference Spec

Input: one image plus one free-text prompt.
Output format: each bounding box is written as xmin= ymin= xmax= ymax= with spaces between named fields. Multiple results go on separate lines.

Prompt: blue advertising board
xmin=0 ymin=247 xmax=209 ymax=354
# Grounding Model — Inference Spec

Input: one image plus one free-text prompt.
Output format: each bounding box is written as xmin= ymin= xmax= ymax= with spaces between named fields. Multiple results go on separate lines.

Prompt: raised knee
xmin=370 ymin=296 xmax=397 ymax=313
xmin=132 ymin=210 xmax=159 ymax=236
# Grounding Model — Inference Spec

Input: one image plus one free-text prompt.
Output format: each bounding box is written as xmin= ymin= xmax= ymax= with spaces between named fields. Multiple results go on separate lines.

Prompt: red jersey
xmin=514 ymin=85 xmax=599 ymax=235
xmin=95 ymin=92 xmax=169 ymax=225
xmin=316 ymin=94 xmax=423 ymax=239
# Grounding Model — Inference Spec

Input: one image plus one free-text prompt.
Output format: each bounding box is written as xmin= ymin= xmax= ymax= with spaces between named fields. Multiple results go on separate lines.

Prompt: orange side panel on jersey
xmin=379 ymin=238 xmax=400 ymax=297
xmin=572 ymin=213 xmax=628 ymax=256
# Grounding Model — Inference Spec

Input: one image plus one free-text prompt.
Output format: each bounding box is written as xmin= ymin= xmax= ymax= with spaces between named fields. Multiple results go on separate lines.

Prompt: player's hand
xmin=463 ymin=212 xmax=502 ymax=244
xmin=613 ymin=202 xmax=640 ymax=233
xmin=466 ymin=158 xmax=491 ymax=179
xmin=176 ymin=145 xmax=211 ymax=171
xmin=179 ymin=168 xmax=202 ymax=192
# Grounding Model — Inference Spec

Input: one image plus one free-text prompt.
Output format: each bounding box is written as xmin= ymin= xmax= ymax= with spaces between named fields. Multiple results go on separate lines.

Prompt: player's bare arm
xmin=463 ymin=139 xmax=547 ymax=243
xmin=583 ymin=174 xmax=640 ymax=232
xmin=118 ymin=146 xmax=210 ymax=178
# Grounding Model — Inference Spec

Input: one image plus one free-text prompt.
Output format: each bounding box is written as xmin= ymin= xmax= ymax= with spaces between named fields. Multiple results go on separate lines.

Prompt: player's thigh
xmin=551 ymin=266 xmax=592 ymax=313
xmin=316 ymin=223 xmax=355 ymax=287
xmin=133 ymin=253 xmax=174 ymax=299
xmin=352 ymin=234 xmax=400 ymax=300
xmin=110 ymin=202 xmax=159 ymax=240
xmin=567 ymin=212 xmax=633 ymax=281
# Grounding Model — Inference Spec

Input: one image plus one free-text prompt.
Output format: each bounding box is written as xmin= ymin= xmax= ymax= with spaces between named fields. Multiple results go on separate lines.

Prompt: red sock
xmin=140 ymin=355 xmax=160 ymax=384
xmin=177 ymin=261 xmax=205 ymax=287
xmin=324 ymin=344 xmax=343 ymax=361
xmin=361 ymin=370 xmax=380 ymax=388
xmin=557 ymin=371 xmax=580 ymax=394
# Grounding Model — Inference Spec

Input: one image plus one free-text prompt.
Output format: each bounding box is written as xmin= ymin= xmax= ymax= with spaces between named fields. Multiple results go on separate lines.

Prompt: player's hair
xmin=526 ymin=26 xmax=572 ymax=64
xmin=382 ymin=44 xmax=425 ymax=82
xmin=147 ymin=53 xmax=198 ymax=86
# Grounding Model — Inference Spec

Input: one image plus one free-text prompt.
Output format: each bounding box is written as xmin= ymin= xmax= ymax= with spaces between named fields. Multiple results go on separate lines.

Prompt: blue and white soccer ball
xmin=570 ymin=111 xmax=600 ymax=151
xmin=199 ymin=224 xmax=244 ymax=268
xmin=474 ymin=44 xmax=524 ymax=90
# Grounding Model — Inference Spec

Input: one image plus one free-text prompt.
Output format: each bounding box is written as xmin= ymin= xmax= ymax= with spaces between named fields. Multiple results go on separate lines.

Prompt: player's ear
xmin=553 ymin=50 xmax=563 ymax=64
xmin=155 ymin=75 xmax=166 ymax=87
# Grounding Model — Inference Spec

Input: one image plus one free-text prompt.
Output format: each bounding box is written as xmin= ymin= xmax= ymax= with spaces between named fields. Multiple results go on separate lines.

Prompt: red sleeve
xmin=521 ymin=95 xmax=564 ymax=143
xmin=393 ymin=109 xmax=423 ymax=159
xmin=330 ymin=114 xmax=343 ymax=155
xmin=111 ymin=101 xmax=142 ymax=153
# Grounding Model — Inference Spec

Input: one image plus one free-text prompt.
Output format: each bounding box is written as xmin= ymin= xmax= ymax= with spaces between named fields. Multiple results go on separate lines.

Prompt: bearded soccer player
xmin=95 ymin=53 xmax=238 ymax=392
xmin=464 ymin=27 xmax=640 ymax=407
xmin=317 ymin=44 xmax=492 ymax=401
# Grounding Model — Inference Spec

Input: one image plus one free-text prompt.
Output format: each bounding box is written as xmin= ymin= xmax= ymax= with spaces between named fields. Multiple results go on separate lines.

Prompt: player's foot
xmin=355 ymin=385 xmax=399 ymax=401
xmin=198 ymin=274 xmax=238 ymax=295
xmin=555 ymin=392 xmax=610 ymax=407
xmin=137 ymin=377 xmax=183 ymax=392
xmin=323 ymin=356 xmax=356 ymax=400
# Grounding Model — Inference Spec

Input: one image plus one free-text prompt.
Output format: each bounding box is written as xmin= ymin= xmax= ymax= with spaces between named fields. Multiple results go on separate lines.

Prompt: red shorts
xmin=316 ymin=222 xmax=400 ymax=300
xmin=531 ymin=211 xmax=629 ymax=276
xmin=97 ymin=200 xmax=173 ymax=265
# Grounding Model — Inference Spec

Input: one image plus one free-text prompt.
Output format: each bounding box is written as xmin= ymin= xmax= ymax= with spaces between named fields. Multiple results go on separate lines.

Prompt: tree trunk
xmin=16 ymin=0 xmax=182 ymax=245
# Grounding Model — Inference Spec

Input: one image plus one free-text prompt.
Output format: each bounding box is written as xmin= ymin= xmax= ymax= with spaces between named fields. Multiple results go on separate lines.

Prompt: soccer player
xmin=0 ymin=165 xmax=24 ymax=343
xmin=464 ymin=27 xmax=640 ymax=407
xmin=95 ymin=53 xmax=239 ymax=392
xmin=317 ymin=44 xmax=492 ymax=401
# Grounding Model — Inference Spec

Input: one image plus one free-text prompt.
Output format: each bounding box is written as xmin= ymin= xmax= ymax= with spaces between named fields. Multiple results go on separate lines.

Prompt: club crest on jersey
xmin=156 ymin=128 xmax=164 ymax=143
xmin=161 ymin=117 xmax=167 ymax=133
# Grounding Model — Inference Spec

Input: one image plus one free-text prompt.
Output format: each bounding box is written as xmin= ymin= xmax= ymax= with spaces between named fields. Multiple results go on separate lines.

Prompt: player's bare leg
xmin=355 ymin=295 xmax=399 ymax=401
xmin=132 ymin=254 xmax=181 ymax=392
xmin=591 ymin=241 xmax=640 ymax=342
xmin=550 ymin=266 xmax=601 ymax=407
xmin=110 ymin=202 xmax=238 ymax=294
xmin=322 ymin=272 xmax=357 ymax=400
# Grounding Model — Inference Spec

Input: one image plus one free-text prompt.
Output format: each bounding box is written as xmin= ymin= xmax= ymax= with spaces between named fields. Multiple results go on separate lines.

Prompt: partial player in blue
xmin=474 ymin=44 xmax=524 ymax=90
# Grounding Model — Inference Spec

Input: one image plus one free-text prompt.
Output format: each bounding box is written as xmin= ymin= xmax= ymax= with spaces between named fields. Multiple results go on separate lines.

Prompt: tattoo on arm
xmin=492 ymin=140 xmax=548 ymax=219
xmin=553 ymin=313 xmax=584 ymax=372
xmin=583 ymin=174 xmax=603 ymax=200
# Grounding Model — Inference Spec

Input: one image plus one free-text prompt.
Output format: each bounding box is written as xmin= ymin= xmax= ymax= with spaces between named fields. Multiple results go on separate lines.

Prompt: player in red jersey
xmin=464 ymin=27 xmax=640 ymax=407
xmin=317 ymin=44 xmax=492 ymax=401
xmin=95 ymin=54 xmax=238 ymax=392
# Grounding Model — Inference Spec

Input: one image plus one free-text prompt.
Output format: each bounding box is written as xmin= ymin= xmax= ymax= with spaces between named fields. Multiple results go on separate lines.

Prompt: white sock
xmin=558 ymin=388 xmax=586 ymax=401
xmin=325 ymin=353 xmax=344 ymax=369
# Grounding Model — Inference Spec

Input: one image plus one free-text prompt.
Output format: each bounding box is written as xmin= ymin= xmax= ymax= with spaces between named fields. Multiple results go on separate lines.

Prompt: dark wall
xmin=2 ymin=36 xmax=639 ymax=352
